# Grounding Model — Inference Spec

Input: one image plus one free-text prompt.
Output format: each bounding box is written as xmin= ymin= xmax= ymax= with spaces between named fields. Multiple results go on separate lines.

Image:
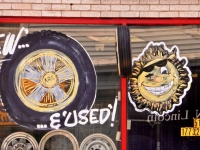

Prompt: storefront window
xmin=128 ymin=25 xmax=200 ymax=150
xmin=2 ymin=22 xmax=200 ymax=150
xmin=0 ymin=24 xmax=120 ymax=149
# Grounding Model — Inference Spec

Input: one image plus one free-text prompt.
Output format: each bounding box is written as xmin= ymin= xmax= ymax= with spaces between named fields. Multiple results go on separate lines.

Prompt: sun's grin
xmin=144 ymin=80 xmax=173 ymax=95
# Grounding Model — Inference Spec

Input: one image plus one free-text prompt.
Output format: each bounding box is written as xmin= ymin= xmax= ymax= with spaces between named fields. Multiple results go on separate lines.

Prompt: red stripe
xmin=0 ymin=17 xmax=200 ymax=25
xmin=121 ymin=77 xmax=127 ymax=150
xmin=1 ymin=17 xmax=200 ymax=150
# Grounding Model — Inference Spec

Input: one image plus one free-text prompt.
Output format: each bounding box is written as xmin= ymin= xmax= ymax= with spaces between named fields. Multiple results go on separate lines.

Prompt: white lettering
xmin=195 ymin=110 xmax=200 ymax=118
xmin=147 ymin=115 xmax=154 ymax=122
xmin=147 ymin=110 xmax=189 ymax=122
xmin=49 ymin=98 xmax=118 ymax=129
xmin=110 ymin=97 xmax=118 ymax=127
xmin=0 ymin=34 xmax=5 ymax=51
xmin=158 ymin=116 xmax=164 ymax=121
xmin=0 ymin=34 xmax=5 ymax=38
xmin=90 ymin=109 xmax=99 ymax=124
xmin=171 ymin=114 xmax=178 ymax=120
xmin=99 ymin=108 xmax=110 ymax=124
xmin=165 ymin=114 xmax=170 ymax=121
xmin=78 ymin=110 xmax=89 ymax=125
xmin=181 ymin=110 xmax=189 ymax=120
xmin=64 ymin=110 xmax=78 ymax=127
xmin=50 ymin=113 xmax=61 ymax=129
xmin=2 ymin=27 xmax=29 ymax=56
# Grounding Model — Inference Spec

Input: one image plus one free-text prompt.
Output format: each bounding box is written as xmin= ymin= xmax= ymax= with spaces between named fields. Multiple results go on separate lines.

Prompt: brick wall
xmin=0 ymin=0 xmax=200 ymax=17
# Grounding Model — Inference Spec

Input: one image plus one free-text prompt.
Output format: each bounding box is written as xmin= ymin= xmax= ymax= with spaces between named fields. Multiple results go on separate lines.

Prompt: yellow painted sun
xmin=129 ymin=42 xmax=191 ymax=115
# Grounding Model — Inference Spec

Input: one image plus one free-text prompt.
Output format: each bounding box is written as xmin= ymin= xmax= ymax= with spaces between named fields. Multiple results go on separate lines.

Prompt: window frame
xmin=1 ymin=17 xmax=200 ymax=150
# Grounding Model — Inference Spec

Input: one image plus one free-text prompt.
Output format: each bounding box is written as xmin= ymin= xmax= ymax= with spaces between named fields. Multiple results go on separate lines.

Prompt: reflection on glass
xmin=0 ymin=24 xmax=119 ymax=149
xmin=128 ymin=25 xmax=200 ymax=150
xmin=44 ymin=135 xmax=73 ymax=150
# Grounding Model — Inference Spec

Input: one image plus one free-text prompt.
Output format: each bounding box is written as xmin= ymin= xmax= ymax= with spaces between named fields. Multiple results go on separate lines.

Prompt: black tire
xmin=116 ymin=25 xmax=132 ymax=77
xmin=0 ymin=30 xmax=96 ymax=130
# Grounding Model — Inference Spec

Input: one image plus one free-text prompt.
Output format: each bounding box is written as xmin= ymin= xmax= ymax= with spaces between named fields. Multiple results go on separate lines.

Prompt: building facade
xmin=1 ymin=0 xmax=200 ymax=150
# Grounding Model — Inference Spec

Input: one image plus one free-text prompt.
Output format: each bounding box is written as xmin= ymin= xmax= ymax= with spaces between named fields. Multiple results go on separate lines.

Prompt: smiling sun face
xmin=138 ymin=59 xmax=179 ymax=102
xmin=129 ymin=42 xmax=192 ymax=115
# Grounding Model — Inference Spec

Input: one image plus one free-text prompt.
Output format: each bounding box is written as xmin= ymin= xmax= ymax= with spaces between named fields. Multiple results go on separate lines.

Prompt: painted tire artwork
xmin=0 ymin=30 xmax=96 ymax=129
xmin=80 ymin=133 xmax=117 ymax=150
xmin=128 ymin=42 xmax=192 ymax=116
xmin=116 ymin=25 xmax=132 ymax=77
xmin=1 ymin=132 xmax=38 ymax=150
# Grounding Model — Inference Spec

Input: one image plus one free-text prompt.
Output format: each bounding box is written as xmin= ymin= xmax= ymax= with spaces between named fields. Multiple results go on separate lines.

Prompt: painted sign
xmin=0 ymin=27 xmax=118 ymax=129
xmin=48 ymin=97 xmax=118 ymax=129
xmin=128 ymin=41 xmax=192 ymax=116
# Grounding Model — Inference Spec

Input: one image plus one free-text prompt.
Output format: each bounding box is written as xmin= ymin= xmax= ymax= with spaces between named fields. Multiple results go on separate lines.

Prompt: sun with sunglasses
xmin=128 ymin=42 xmax=192 ymax=115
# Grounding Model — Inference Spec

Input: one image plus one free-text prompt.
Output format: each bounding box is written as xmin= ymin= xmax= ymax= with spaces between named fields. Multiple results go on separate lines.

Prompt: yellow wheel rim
xmin=15 ymin=49 xmax=79 ymax=112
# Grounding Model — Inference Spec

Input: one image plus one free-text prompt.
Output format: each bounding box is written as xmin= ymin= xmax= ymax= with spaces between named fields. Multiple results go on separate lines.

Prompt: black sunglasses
xmin=141 ymin=59 xmax=167 ymax=73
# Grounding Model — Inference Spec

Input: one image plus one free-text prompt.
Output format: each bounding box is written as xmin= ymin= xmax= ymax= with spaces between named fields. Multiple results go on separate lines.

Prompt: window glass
xmin=129 ymin=25 xmax=200 ymax=150
xmin=0 ymin=24 xmax=120 ymax=149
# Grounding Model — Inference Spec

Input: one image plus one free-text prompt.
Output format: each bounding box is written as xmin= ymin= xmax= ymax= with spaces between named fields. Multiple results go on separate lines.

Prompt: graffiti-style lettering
xmin=50 ymin=113 xmax=61 ymax=129
xmin=64 ymin=110 xmax=78 ymax=127
xmin=78 ymin=110 xmax=89 ymax=125
xmin=0 ymin=27 xmax=29 ymax=56
xmin=49 ymin=98 xmax=118 ymax=129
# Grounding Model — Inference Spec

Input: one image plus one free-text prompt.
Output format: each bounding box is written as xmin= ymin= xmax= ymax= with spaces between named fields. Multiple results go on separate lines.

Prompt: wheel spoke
xmin=28 ymin=84 xmax=47 ymax=102
xmin=23 ymin=64 xmax=42 ymax=83
xmin=41 ymin=56 xmax=57 ymax=72
xmin=7 ymin=146 xmax=12 ymax=150
xmin=21 ymin=79 xmax=37 ymax=96
xmin=26 ymin=143 xmax=33 ymax=150
xmin=11 ymin=139 xmax=18 ymax=146
xmin=92 ymin=144 xmax=106 ymax=150
xmin=40 ymin=92 xmax=56 ymax=103
xmin=24 ymin=146 xmax=28 ymax=150
xmin=59 ymin=81 xmax=71 ymax=93
xmin=19 ymin=138 xmax=26 ymax=144
xmin=33 ymin=58 xmax=43 ymax=73
xmin=56 ymin=66 xmax=73 ymax=83
xmin=50 ymin=85 xmax=65 ymax=101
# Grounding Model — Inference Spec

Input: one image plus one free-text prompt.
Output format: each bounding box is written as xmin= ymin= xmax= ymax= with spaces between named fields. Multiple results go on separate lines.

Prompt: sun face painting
xmin=128 ymin=42 xmax=192 ymax=116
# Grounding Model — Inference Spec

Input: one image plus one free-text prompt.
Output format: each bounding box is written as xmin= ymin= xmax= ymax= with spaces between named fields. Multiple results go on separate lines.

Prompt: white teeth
xmin=144 ymin=81 xmax=173 ymax=95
